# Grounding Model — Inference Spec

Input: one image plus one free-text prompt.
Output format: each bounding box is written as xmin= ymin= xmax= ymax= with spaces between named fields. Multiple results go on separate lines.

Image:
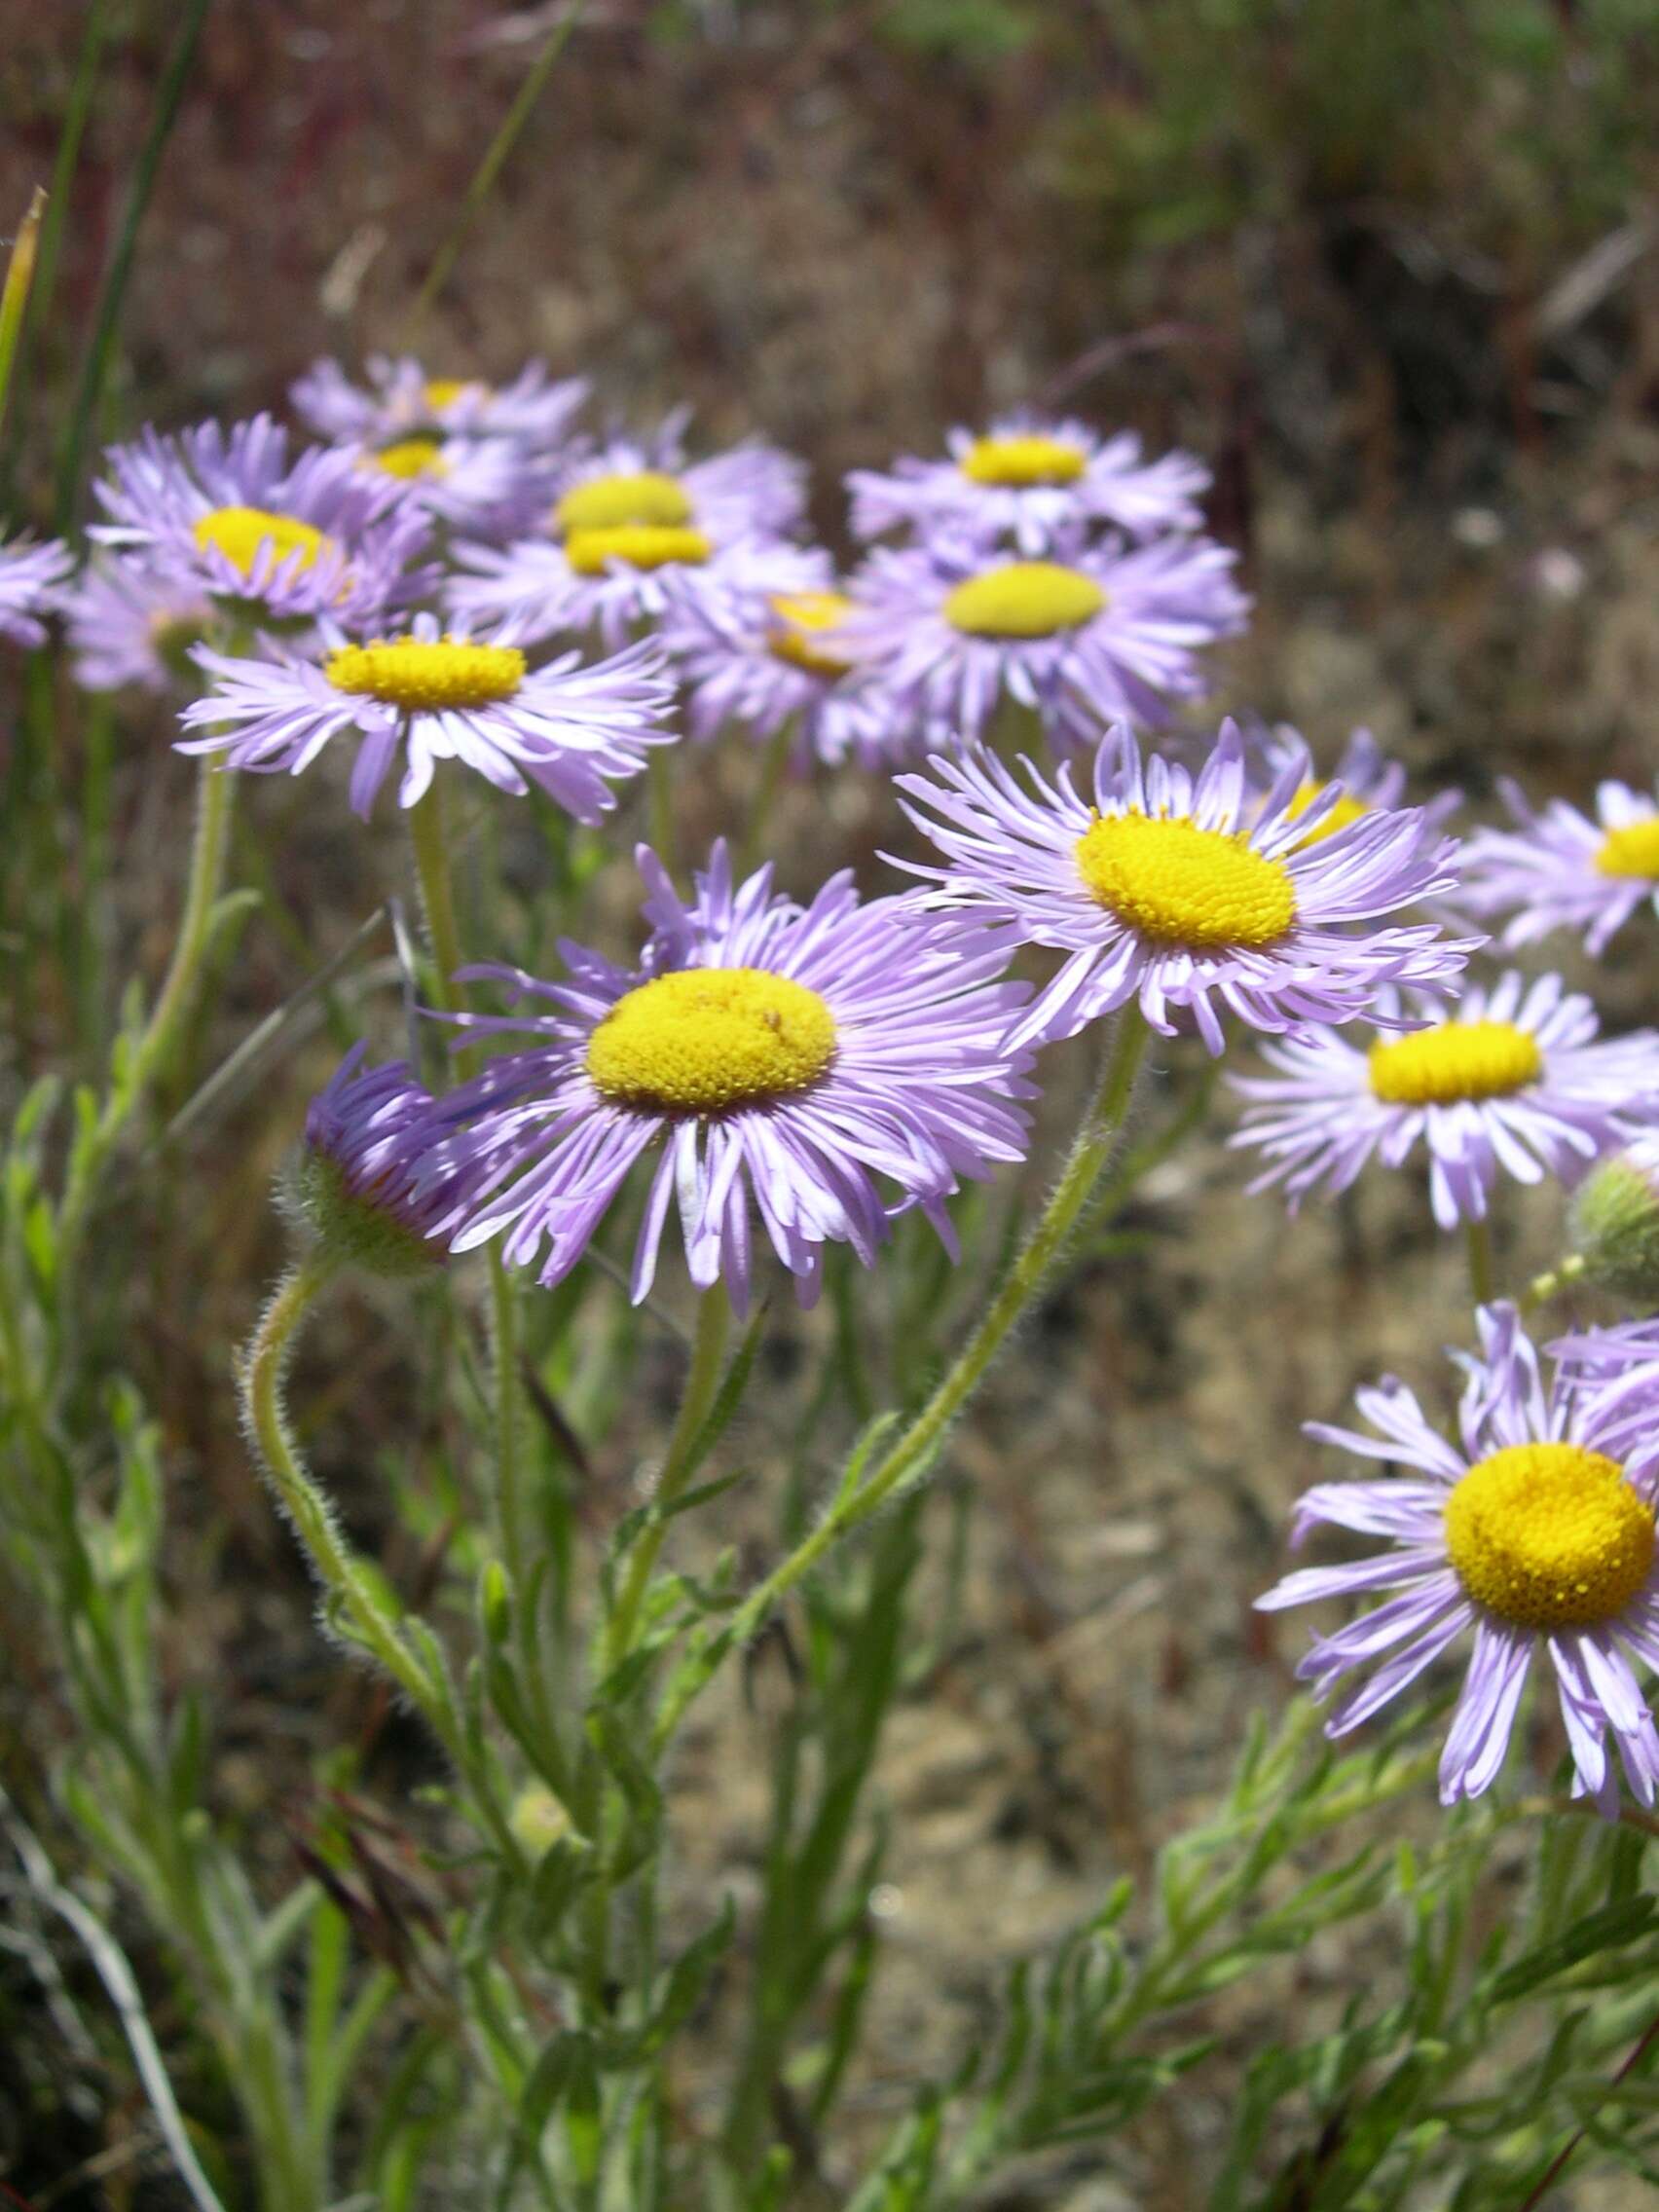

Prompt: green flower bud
xmin=1571 ymin=1141 xmax=1659 ymax=1302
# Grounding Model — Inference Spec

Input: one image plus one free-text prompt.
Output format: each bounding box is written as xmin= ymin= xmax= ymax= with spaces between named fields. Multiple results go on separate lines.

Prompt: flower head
xmin=0 ymin=535 xmax=73 ymax=646
xmin=896 ymin=720 xmax=1468 ymax=1054
xmin=91 ymin=415 xmax=432 ymax=627
xmin=62 ymin=556 xmax=215 ymax=692
xmin=178 ymin=611 xmax=674 ymax=820
xmin=345 ymin=429 xmax=559 ymax=540
xmin=661 ymin=573 xmax=908 ymax=770
xmin=847 ymin=416 xmax=1209 ymax=553
xmin=294 ymin=1047 xmax=459 ymax=1275
xmin=842 ymin=534 xmax=1246 ymax=754
xmin=1253 ymin=724 xmax=1461 ymax=850
xmin=1459 ymin=778 xmax=1659 ymax=957
xmin=408 ymin=843 xmax=1035 ymax=1312
xmin=451 ymin=522 xmax=822 ymax=653
xmin=1259 ymin=1304 xmax=1659 ymax=1813
xmin=549 ymin=421 xmax=806 ymax=541
xmin=1231 ymin=971 xmax=1659 ymax=1229
xmin=291 ymin=355 xmax=589 ymax=451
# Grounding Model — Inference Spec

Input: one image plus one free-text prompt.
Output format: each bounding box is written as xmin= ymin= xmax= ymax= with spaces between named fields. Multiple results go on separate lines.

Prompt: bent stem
xmin=656 ymin=1009 xmax=1150 ymax=1745
xmin=604 ymin=1286 xmax=731 ymax=1676
xmin=241 ymin=1254 xmax=447 ymax=1728
xmin=58 ymin=759 xmax=237 ymax=1274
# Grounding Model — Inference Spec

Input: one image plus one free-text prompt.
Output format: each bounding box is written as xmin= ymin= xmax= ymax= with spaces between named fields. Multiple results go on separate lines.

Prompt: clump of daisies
xmin=839 ymin=406 xmax=1243 ymax=755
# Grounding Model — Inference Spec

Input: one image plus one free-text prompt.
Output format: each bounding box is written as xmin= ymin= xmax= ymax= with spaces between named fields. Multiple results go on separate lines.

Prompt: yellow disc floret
xmin=1596 ymin=818 xmax=1659 ymax=881
xmin=555 ymin=471 xmax=695 ymax=536
xmin=371 ymin=436 xmax=448 ymax=481
xmin=1284 ymin=779 xmax=1370 ymax=849
xmin=1075 ymin=813 xmax=1296 ymax=949
xmin=943 ymin=561 xmax=1105 ymax=640
xmin=193 ymin=505 xmax=333 ymax=579
xmin=324 ymin=635 xmax=526 ymax=714
xmin=1368 ymin=1020 xmax=1542 ymax=1107
xmin=768 ymin=591 xmax=856 ymax=678
xmin=960 ymin=435 xmax=1088 ymax=488
xmin=424 ymin=378 xmax=482 ymax=412
xmin=586 ymin=968 xmax=837 ymax=1116
xmin=1444 ymin=1442 xmax=1654 ymax=1630
xmin=565 ymin=525 xmax=713 ymax=576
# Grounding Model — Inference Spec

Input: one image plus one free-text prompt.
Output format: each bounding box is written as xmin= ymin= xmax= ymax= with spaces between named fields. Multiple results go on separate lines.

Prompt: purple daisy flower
xmin=895 ymin=720 xmax=1469 ymax=1055
xmin=1252 ymin=724 xmax=1461 ymax=847
xmin=1231 ymin=971 xmax=1659 ymax=1229
xmin=409 ymin=843 xmax=1035 ymax=1313
xmin=1458 ymin=777 xmax=1659 ymax=957
xmin=450 ymin=524 xmax=824 ymax=653
xmin=62 ymin=556 xmax=216 ymax=693
xmin=1258 ymin=1303 xmax=1659 ymax=1813
xmin=177 ymin=610 xmax=674 ymax=821
xmin=296 ymin=1046 xmax=462 ymax=1274
xmin=91 ymin=414 xmax=432 ymax=628
xmin=848 ymin=415 xmax=1209 ymax=553
xmin=290 ymin=356 xmax=589 ymax=452
xmin=0 ymin=535 xmax=74 ymax=646
xmin=342 ymin=429 xmax=559 ymax=541
xmin=841 ymin=533 xmax=1247 ymax=754
xmin=660 ymin=574 xmax=907 ymax=770
xmin=545 ymin=420 xmax=806 ymax=542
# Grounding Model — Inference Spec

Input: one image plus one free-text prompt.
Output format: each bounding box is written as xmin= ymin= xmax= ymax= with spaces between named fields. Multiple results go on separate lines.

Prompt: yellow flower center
xmin=959 ymin=434 xmax=1088 ymax=489
xmin=1284 ymin=778 xmax=1370 ymax=849
xmin=1596 ymin=818 xmax=1659 ymax=881
xmin=424 ymin=378 xmax=482 ymax=412
xmin=1444 ymin=1442 xmax=1655 ymax=1630
xmin=943 ymin=561 xmax=1106 ymax=640
xmin=193 ymin=505 xmax=333 ymax=579
xmin=565 ymin=524 xmax=713 ymax=576
xmin=1367 ymin=1020 xmax=1542 ymax=1107
xmin=767 ymin=591 xmax=856 ymax=679
xmin=1075 ymin=813 xmax=1296 ymax=949
xmin=323 ymin=635 xmax=526 ymax=713
xmin=554 ymin=470 xmax=694 ymax=536
xmin=371 ymin=436 xmax=448 ymax=481
xmin=586 ymin=968 xmax=837 ymax=1116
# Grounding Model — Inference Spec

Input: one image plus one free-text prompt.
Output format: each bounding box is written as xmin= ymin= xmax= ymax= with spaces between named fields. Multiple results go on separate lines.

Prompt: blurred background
xmin=4 ymin=3 xmax=1659 ymax=2203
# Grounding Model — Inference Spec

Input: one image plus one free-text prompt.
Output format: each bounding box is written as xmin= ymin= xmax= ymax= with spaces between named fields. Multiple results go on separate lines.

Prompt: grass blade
xmin=55 ymin=0 xmax=213 ymax=535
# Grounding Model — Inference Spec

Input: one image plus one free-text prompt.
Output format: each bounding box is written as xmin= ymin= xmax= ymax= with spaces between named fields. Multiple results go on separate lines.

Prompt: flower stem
xmin=738 ymin=713 xmax=797 ymax=877
xmin=1465 ymin=1216 xmax=1494 ymax=1306
xmin=647 ymin=745 xmax=677 ymax=876
xmin=406 ymin=778 xmax=463 ymax=1020
xmin=604 ymin=1286 xmax=730 ymax=1677
xmin=655 ymin=1010 xmax=1149 ymax=1744
xmin=241 ymin=1254 xmax=446 ymax=1726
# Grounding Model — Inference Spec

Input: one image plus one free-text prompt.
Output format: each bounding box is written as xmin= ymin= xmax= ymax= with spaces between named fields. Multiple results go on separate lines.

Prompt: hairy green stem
xmin=241 ymin=1255 xmax=446 ymax=1726
xmin=655 ymin=1011 xmax=1149 ymax=1744
xmin=605 ymin=1287 xmax=730 ymax=1676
